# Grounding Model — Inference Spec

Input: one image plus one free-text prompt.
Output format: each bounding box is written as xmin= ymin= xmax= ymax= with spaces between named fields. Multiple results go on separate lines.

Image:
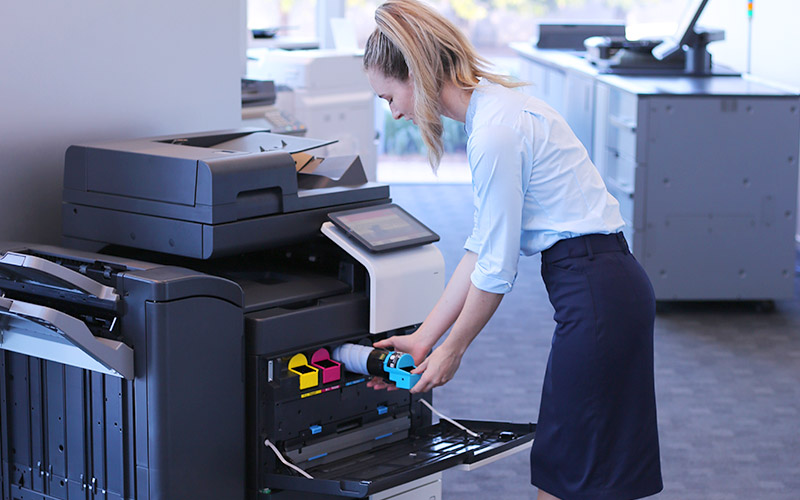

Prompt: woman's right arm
xmin=372 ymin=250 xmax=478 ymax=362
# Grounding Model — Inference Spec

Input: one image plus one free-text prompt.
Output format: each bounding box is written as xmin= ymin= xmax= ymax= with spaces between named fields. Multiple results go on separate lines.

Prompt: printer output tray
xmin=0 ymin=251 xmax=132 ymax=379
xmin=264 ymin=420 xmax=535 ymax=497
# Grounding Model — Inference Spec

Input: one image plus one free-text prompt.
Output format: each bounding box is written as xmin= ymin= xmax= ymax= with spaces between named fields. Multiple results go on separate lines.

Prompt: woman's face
xmin=367 ymin=68 xmax=416 ymax=124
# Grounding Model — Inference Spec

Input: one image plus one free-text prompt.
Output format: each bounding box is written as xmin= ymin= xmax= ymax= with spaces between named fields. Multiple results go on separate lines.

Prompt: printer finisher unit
xmin=0 ymin=244 xmax=245 ymax=500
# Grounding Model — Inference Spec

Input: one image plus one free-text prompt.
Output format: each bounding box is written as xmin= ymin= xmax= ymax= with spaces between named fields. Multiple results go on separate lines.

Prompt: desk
xmin=512 ymin=43 xmax=800 ymax=301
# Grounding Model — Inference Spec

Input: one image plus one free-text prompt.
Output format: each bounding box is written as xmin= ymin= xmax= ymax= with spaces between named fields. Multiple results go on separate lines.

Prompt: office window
xmin=343 ymin=1 xmax=682 ymax=182
xmin=247 ymin=1 xmax=682 ymax=49
xmin=246 ymin=1 xmax=691 ymax=182
xmin=343 ymin=0 xmax=680 ymax=51
xmin=247 ymin=0 xmax=318 ymax=45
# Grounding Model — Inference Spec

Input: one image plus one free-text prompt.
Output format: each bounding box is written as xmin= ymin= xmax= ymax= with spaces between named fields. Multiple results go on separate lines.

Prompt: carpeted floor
xmin=388 ymin=183 xmax=800 ymax=500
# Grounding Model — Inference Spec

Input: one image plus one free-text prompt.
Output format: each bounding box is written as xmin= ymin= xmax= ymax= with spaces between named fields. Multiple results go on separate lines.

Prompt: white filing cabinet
xmin=517 ymin=51 xmax=595 ymax=158
xmin=246 ymin=48 xmax=379 ymax=181
xmin=593 ymin=82 xmax=639 ymax=252
xmin=513 ymin=43 xmax=800 ymax=301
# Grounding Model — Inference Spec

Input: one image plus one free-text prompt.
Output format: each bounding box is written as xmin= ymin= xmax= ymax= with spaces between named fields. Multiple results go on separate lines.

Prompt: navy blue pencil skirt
xmin=530 ymin=233 xmax=663 ymax=500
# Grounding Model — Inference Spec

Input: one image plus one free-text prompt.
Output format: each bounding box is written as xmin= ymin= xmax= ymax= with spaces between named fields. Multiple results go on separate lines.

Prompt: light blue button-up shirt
xmin=464 ymin=79 xmax=625 ymax=294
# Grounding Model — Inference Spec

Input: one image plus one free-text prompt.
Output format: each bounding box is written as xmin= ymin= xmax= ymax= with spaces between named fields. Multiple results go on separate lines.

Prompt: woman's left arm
xmin=409 ymin=283 xmax=503 ymax=393
xmin=410 ymin=122 xmax=528 ymax=393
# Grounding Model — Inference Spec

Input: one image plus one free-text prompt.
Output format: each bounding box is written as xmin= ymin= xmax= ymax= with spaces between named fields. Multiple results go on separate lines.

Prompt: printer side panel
xmin=140 ymin=294 xmax=244 ymax=500
xmin=1 ymin=353 xmax=34 ymax=497
xmin=1 ymin=352 xmax=135 ymax=500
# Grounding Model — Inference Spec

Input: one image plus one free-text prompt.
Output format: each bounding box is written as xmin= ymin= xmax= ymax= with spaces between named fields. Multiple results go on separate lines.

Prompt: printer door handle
xmin=0 ymin=252 xmax=119 ymax=303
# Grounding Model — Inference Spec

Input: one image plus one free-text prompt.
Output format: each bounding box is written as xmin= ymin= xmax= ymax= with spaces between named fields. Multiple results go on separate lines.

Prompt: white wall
xmin=702 ymin=0 xmax=800 ymax=239
xmin=704 ymin=0 xmax=800 ymax=86
xmin=0 ymin=0 xmax=245 ymax=244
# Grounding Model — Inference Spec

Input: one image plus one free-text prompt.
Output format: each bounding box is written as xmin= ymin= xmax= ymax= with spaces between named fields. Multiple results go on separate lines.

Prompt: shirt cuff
xmin=470 ymin=268 xmax=513 ymax=294
xmin=464 ymin=237 xmax=481 ymax=254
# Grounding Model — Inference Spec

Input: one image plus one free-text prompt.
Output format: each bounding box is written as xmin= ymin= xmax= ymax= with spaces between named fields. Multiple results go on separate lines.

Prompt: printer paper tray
xmin=263 ymin=420 xmax=535 ymax=497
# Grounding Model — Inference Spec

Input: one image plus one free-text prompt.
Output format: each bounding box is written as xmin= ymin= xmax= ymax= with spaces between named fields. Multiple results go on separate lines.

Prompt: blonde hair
xmin=364 ymin=0 xmax=522 ymax=170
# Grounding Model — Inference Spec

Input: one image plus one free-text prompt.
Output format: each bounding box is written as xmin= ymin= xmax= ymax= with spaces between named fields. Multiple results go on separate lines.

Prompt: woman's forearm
xmin=409 ymin=282 xmax=503 ymax=393
xmin=442 ymin=283 xmax=503 ymax=356
xmin=415 ymin=251 xmax=478 ymax=350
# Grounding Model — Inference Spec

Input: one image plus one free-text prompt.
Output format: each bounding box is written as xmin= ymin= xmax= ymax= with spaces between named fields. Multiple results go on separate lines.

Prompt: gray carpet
xmin=389 ymin=183 xmax=800 ymax=500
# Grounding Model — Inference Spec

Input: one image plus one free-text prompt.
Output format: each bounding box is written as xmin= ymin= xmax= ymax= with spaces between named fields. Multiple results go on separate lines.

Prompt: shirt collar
xmin=465 ymin=78 xmax=485 ymax=136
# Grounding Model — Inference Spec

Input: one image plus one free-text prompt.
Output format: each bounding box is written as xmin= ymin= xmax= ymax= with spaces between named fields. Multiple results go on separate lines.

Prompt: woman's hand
xmin=372 ymin=331 xmax=431 ymax=365
xmin=366 ymin=330 xmax=433 ymax=391
xmin=408 ymin=343 xmax=464 ymax=394
xmin=366 ymin=336 xmax=465 ymax=393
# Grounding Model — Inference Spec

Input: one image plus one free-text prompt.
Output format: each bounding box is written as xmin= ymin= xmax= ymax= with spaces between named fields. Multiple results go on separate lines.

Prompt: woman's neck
xmin=439 ymin=81 xmax=474 ymax=123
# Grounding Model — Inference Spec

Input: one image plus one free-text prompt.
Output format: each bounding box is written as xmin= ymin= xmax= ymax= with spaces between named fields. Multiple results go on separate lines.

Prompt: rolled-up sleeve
xmin=464 ymin=125 xmax=527 ymax=294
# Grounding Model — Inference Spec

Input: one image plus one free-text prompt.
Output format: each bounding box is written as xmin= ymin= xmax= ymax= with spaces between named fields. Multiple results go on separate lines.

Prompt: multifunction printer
xmin=0 ymin=129 xmax=535 ymax=500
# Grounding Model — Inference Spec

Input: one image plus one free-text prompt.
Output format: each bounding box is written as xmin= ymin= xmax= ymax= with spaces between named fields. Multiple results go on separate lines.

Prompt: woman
xmin=363 ymin=1 xmax=662 ymax=499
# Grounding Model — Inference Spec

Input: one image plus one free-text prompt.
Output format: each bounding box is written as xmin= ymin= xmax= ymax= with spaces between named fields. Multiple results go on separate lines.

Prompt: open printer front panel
xmin=179 ymin=238 xmax=535 ymax=499
xmin=56 ymin=234 xmax=534 ymax=499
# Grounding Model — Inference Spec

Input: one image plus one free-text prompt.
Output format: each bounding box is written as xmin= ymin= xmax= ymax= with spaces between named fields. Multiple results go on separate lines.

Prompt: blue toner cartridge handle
xmin=383 ymin=351 xmax=421 ymax=390
xmin=332 ymin=343 xmax=421 ymax=390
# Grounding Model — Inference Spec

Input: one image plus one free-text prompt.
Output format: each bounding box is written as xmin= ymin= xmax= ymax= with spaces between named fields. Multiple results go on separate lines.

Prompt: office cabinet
xmin=513 ymin=44 xmax=800 ymax=301
xmin=593 ymin=83 xmax=641 ymax=254
xmin=518 ymin=56 xmax=566 ymax=116
xmin=517 ymin=55 xmax=595 ymax=158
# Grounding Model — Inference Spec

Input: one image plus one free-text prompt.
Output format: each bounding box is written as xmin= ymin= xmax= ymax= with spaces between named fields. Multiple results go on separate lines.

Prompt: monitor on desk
xmin=582 ymin=0 xmax=729 ymax=75
xmin=652 ymin=0 xmax=711 ymax=60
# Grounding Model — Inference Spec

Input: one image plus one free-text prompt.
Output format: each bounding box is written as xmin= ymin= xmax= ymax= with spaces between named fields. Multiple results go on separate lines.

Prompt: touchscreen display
xmin=329 ymin=204 xmax=439 ymax=252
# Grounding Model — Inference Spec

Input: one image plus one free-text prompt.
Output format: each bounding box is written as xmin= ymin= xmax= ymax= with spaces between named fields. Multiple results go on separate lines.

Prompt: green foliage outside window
xmin=381 ymin=109 xmax=468 ymax=156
